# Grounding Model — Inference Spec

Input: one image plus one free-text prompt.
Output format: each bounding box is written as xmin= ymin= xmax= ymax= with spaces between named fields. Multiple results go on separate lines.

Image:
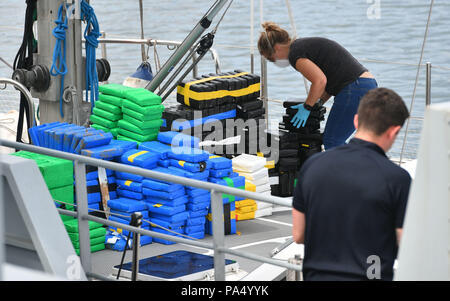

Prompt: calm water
xmin=1 ymin=0 xmax=449 ymax=158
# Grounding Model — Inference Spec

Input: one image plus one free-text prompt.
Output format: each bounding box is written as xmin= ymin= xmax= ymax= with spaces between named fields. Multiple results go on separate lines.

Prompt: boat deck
xmin=91 ymin=206 xmax=295 ymax=280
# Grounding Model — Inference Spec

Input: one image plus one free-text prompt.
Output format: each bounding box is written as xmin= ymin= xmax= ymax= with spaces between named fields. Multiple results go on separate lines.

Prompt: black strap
xmin=86 ymin=183 xmax=117 ymax=194
xmin=223 ymin=203 xmax=231 ymax=235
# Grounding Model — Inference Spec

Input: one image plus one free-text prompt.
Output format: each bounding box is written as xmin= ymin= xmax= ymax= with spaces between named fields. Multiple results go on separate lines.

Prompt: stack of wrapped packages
xmin=91 ymin=83 xmax=132 ymax=138
xmin=118 ymin=88 xmax=164 ymax=143
xmin=78 ymin=139 xmax=138 ymax=215
xmin=142 ymin=166 xmax=189 ymax=245
xmin=10 ymin=150 xmax=75 ymax=222
xmin=232 ymin=154 xmax=273 ymax=220
xmin=206 ymin=155 xmax=245 ymax=235
xmin=150 ymin=131 xmax=211 ymax=241
xmin=104 ymin=148 xmax=160 ymax=250
xmin=63 ymin=219 xmax=106 ymax=255
xmin=105 ymin=198 xmax=152 ymax=250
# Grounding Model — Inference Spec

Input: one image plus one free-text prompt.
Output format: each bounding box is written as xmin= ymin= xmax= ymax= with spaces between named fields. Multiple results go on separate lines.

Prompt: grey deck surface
xmin=91 ymin=208 xmax=294 ymax=279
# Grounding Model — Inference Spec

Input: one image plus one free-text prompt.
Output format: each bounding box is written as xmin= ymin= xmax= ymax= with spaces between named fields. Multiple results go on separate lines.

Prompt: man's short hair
xmin=357 ymin=87 xmax=409 ymax=135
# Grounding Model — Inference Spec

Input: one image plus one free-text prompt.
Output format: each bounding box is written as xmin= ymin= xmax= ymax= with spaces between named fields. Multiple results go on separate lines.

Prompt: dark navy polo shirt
xmin=293 ymin=138 xmax=411 ymax=281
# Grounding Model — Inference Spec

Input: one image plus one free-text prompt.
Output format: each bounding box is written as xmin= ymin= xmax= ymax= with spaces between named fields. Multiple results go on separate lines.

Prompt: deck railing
xmin=0 ymin=138 xmax=299 ymax=281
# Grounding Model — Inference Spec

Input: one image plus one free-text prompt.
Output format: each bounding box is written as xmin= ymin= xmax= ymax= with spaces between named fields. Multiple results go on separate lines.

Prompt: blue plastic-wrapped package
xmin=107 ymin=198 xmax=147 ymax=212
xmin=151 ymin=227 xmax=184 ymax=245
xmin=187 ymin=201 xmax=210 ymax=212
xmin=184 ymin=224 xmax=205 ymax=235
xmin=116 ymin=179 xmax=143 ymax=193
xmin=157 ymin=131 xmax=200 ymax=148
xmin=149 ymin=211 xmax=189 ymax=223
xmin=209 ymin=167 xmax=233 ymax=178
xmin=169 ymin=159 xmax=209 ymax=173
xmin=115 ymin=171 xmax=144 ymax=183
xmin=138 ymin=141 xmax=172 ymax=160
xmin=120 ymin=149 xmax=160 ymax=169
xmin=207 ymin=155 xmax=232 ymax=170
xmin=188 ymin=192 xmax=211 ymax=204
xmin=142 ymin=178 xmax=184 ymax=193
xmin=149 ymin=218 xmax=185 ymax=231
xmin=142 ymin=187 xmax=185 ymax=200
xmin=117 ymin=188 xmax=144 ymax=200
xmin=75 ymin=132 xmax=113 ymax=154
xmin=168 ymin=166 xmax=209 ymax=180
xmin=185 ymin=216 xmax=206 ymax=226
xmin=146 ymin=203 xmax=186 ymax=216
xmin=144 ymin=195 xmax=188 ymax=207
xmin=167 ymin=146 xmax=210 ymax=163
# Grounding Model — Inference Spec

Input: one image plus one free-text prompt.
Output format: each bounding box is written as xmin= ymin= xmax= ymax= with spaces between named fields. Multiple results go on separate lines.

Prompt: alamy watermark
xmin=367 ymin=0 xmax=381 ymax=20
xmin=366 ymin=255 xmax=381 ymax=280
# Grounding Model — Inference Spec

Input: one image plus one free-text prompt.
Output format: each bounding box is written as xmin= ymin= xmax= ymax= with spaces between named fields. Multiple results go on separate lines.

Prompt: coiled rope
xmin=81 ymin=0 xmax=101 ymax=111
xmin=50 ymin=3 xmax=68 ymax=118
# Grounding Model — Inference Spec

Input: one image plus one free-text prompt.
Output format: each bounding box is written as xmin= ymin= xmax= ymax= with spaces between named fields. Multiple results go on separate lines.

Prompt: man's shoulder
xmin=300 ymin=145 xmax=346 ymax=171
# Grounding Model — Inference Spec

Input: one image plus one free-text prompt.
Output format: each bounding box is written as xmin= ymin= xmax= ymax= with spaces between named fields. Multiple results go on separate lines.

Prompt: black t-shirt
xmin=293 ymin=138 xmax=411 ymax=281
xmin=288 ymin=37 xmax=368 ymax=96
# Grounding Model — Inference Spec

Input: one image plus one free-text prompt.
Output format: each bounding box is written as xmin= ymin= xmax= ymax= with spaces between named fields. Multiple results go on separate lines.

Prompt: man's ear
xmin=354 ymin=114 xmax=359 ymax=130
xmin=387 ymin=125 xmax=401 ymax=140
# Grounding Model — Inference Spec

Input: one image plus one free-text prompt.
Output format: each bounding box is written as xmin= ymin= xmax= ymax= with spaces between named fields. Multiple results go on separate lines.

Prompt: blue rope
xmin=50 ymin=3 xmax=68 ymax=118
xmin=81 ymin=0 xmax=100 ymax=111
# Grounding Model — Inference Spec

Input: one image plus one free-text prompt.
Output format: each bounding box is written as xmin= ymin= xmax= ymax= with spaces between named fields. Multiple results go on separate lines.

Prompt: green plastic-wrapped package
xmin=71 ymin=236 xmax=105 ymax=248
xmin=123 ymin=88 xmax=162 ymax=106
xmin=99 ymin=83 xmax=133 ymax=98
xmin=90 ymin=114 xmax=118 ymax=129
xmin=118 ymin=119 xmax=162 ymax=136
xmin=122 ymin=114 xmax=163 ymax=129
xmin=99 ymin=93 xmax=124 ymax=107
xmin=92 ymin=107 xmax=122 ymax=122
xmin=117 ymin=135 xmax=141 ymax=144
xmin=74 ymin=243 xmax=105 ymax=255
xmin=67 ymin=226 xmax=107 ymax=241
xmin=118 ymin=128 xmax=158 ymax=142
xmin=64 ymin=219 xmax=103 ymax=233
xmin=122 ymin=107 xmax=163 ymax=121
xmin=91 ymin=123 xmax=110 ymax=132
xmin=110 ymin=127 xmax=119 ymax=137
xmin=50 ymin=185 xmax=74 ymax=210
xmin=10 ymin=151 xmax=73 ymax=189
xmin=122 ymin=99 xmax=164 ymax=116
xmin=94 ymin=100 xmax=122 ymax=115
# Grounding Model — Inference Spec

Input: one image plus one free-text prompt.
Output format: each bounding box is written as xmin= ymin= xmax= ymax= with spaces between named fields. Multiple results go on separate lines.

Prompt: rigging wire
xmin=398 ymin=0 xmax=434 ymax=165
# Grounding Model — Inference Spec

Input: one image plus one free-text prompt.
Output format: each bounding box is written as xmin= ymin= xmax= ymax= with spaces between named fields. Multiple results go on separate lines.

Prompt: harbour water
xmin=1 ymin=0 xmax=449 ymax=159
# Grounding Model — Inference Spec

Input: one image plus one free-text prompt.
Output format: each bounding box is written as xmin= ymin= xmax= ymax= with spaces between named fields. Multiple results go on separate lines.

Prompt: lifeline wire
xmin=54 ymin=199 xmax=201 ymax=241
xmin=50 ymin=3 xmax=68 ymax=118
xmin=398 ymin=0 xmax=434 ymax=165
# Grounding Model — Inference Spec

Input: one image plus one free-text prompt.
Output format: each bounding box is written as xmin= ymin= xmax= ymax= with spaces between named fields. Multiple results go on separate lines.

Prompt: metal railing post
xmin=210 ymin=190 xmax=226 ymax=281
xmin=131 ymin=212 xmax=142 ymax=281
xmin=100 ymin=31 xmax=108 ymax=61
xmin=74 ymin=160 xmax=92 ymax=275
xmin=426 ymin=62 xmax=431 ymax=106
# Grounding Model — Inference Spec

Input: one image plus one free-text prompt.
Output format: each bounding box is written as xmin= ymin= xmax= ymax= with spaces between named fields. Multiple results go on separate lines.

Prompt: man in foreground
xmin=292 ymin=87 xmax=411 ymax=281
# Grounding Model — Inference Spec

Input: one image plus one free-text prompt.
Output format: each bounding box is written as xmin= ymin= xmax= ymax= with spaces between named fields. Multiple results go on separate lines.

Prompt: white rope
xmin=398 ymin=0 xmax=434 ymax=165
xmin=285 ymin=0 xmax=309 ymax=94
xmin=250 ymin=0 xmax=255 ymax=73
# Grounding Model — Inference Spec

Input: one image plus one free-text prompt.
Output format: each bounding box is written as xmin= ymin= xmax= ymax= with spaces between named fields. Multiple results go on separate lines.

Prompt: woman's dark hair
xmin=357 ymin=87 xmax=409 ymax=135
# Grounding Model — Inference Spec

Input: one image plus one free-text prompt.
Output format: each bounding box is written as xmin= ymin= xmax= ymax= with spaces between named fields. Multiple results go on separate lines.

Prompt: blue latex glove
xmin=290 ymin=104 xmax=311 ymax=128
